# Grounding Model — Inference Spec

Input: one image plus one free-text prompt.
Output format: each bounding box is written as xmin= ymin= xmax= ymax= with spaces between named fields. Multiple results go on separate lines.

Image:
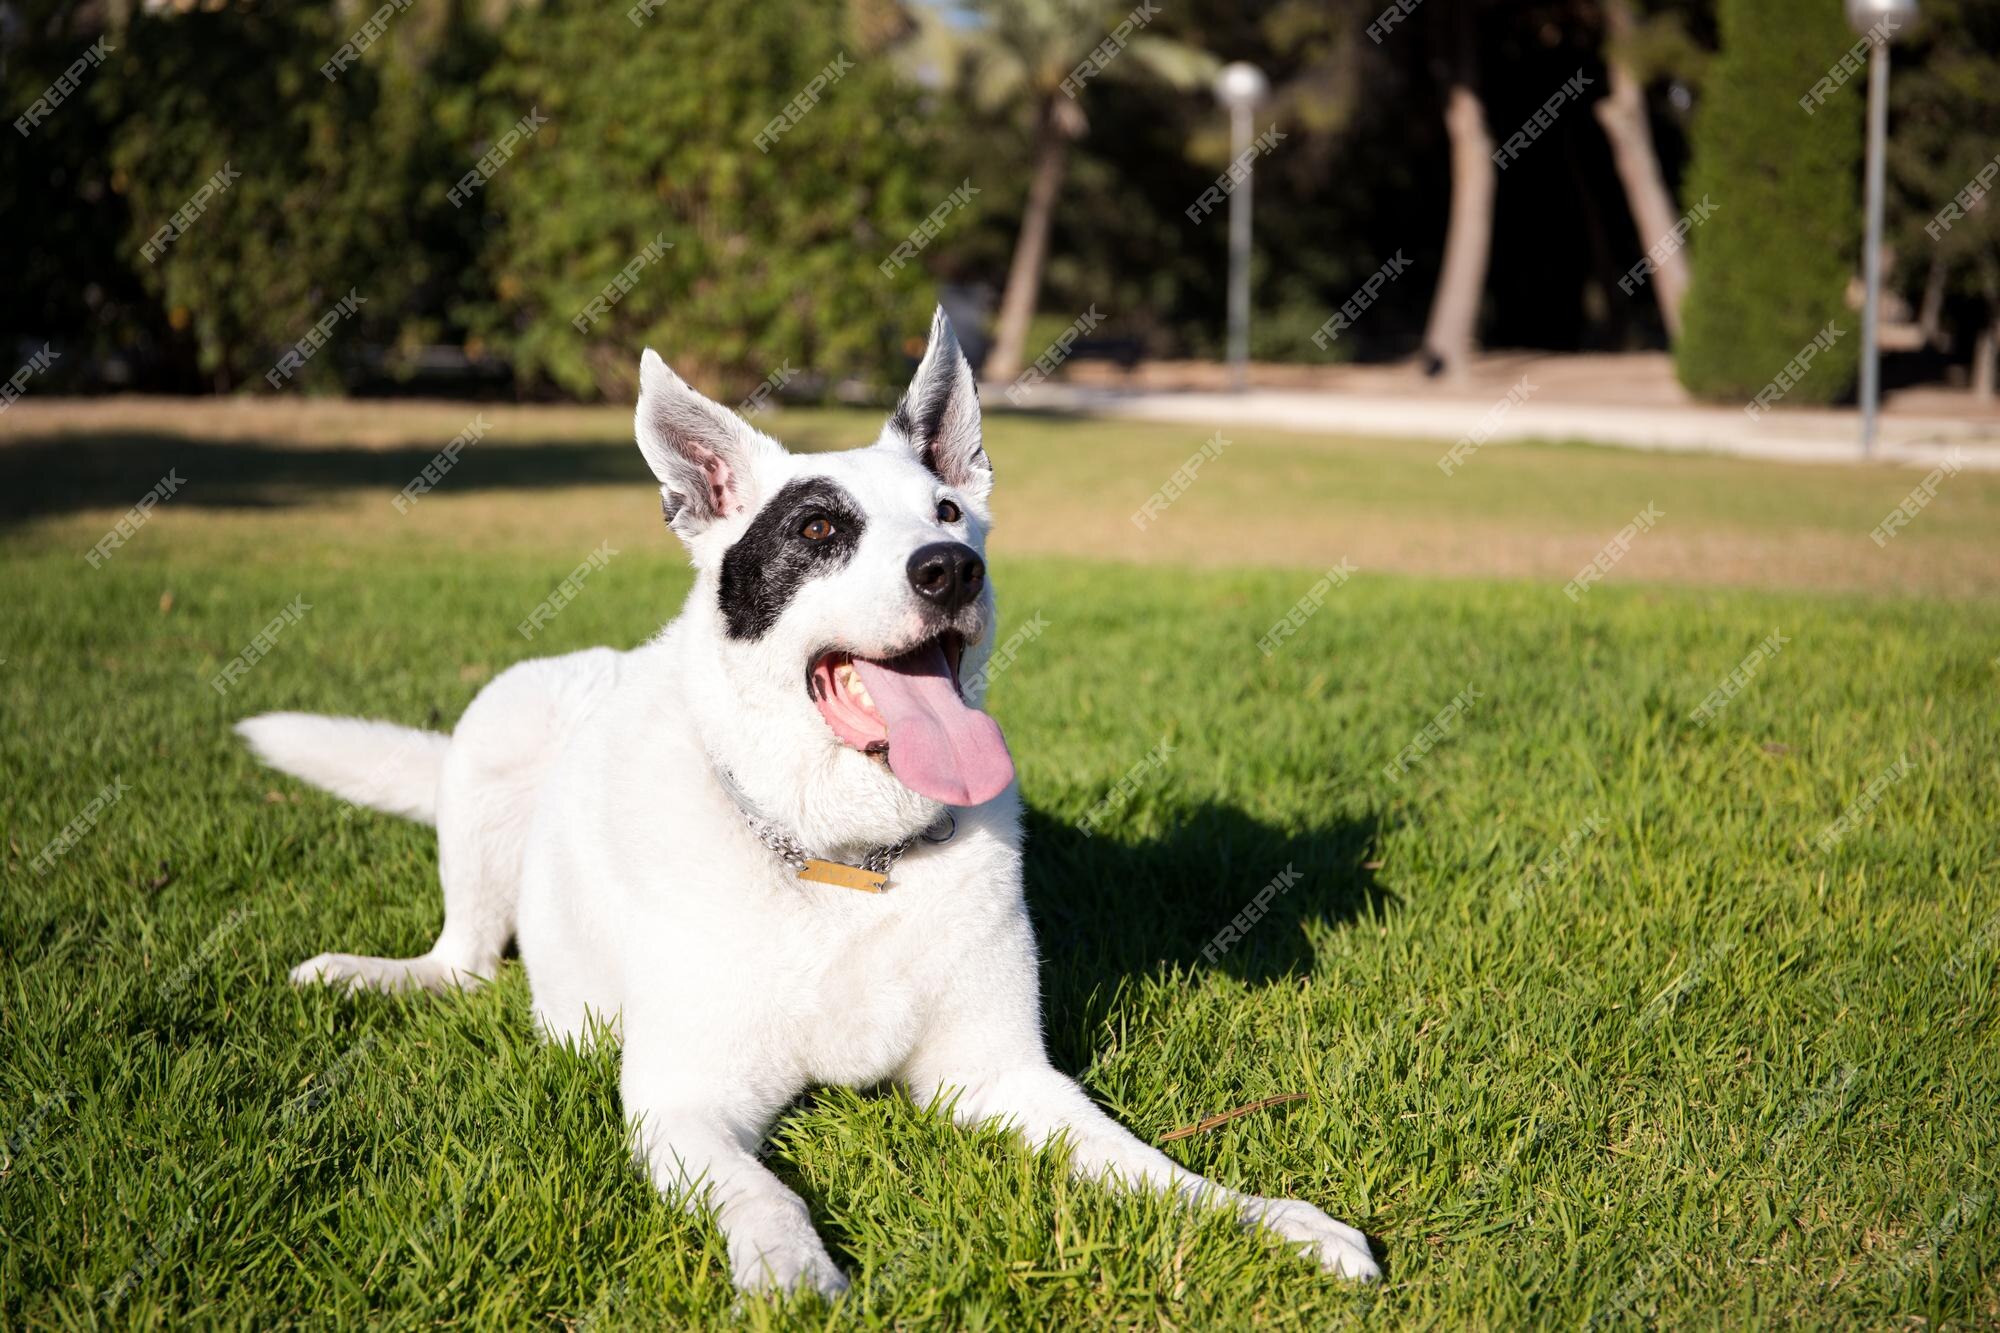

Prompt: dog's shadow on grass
xmin=1021 ymin=803 xmax=1394 ymax=1055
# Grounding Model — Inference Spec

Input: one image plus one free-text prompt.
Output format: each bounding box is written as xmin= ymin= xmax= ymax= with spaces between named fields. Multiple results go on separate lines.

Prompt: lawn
xmin=2 ymin=401 xmax=1997 ymax=1329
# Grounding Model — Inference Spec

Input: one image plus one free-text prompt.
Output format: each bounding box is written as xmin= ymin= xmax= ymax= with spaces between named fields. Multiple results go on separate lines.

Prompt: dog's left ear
xmin=888 ymin=307 xmax=991 ymax=505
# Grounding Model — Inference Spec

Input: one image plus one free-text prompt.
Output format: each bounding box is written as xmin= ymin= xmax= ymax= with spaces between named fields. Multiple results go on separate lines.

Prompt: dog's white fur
xmin=239 ymin=310 xmax=1379 ymax=1296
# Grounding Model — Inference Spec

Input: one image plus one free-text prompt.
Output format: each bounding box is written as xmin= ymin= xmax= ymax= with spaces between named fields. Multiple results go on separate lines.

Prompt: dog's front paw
xmin=1241 ymin=1196 xmax=1381 ymax=1282
xmin=730 ymin=1237 xmax=850 ymax=1301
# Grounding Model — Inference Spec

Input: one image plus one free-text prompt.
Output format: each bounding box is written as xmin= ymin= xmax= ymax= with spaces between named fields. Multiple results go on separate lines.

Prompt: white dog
xmin=238 ymin=309 xmax=1379 ymax=1297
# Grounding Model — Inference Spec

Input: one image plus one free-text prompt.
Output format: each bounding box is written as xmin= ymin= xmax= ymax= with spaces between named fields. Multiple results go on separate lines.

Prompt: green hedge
xmin=469 ymin=0 xmax=943 ymax=400
xmin=19 ymin=0 xmax=940 ymax=398
xmin=1676 ymin=0 xmax=1863 ymax=405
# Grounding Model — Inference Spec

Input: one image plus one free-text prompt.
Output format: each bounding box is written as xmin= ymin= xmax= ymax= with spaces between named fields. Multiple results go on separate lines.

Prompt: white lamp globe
xmin=1845 ymin=0 xmax=1918 ymax=39
xmin=1214 ymin=62 xmax=1268 ymax=110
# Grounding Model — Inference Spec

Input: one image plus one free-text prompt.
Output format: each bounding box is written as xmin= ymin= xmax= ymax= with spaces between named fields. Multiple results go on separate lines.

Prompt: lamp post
xmin=1214 ymin=61 xmax=1267 ymax=393
xmin=1848 ymin=0 xmax=1918 ymax=458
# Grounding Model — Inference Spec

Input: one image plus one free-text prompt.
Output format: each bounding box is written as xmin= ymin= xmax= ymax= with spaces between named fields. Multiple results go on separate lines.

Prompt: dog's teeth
xmin=831 ymin=662 xmax=873 ymax=709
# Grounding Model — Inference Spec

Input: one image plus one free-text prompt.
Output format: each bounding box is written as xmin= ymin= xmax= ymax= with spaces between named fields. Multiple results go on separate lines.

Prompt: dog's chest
xmin=788 ymin=917 xmax=927 ymax=1085
xmin=772 ymin=862 xmax=1004 ymax=1085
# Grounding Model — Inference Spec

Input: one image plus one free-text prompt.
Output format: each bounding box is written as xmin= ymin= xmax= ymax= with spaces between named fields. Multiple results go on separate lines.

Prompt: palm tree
xmin=1420 ymin=0 xmax=1494 ymax=381
xmin=1591 ymin=0 xmax=1703 ymax=339
xmin=921 ymin=0 xmax=1214 ymax=382
xmin=1420 ymin=0 xmax=1698 ymax=371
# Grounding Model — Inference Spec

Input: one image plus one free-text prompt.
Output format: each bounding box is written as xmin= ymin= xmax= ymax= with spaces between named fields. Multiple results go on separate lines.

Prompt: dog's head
xmin=634 ymin=308 xmax=1013 ymax=849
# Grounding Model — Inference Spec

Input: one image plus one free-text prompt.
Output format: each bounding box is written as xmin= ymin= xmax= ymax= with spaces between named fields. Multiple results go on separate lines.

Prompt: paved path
xmin=993 ymin=354 xmax=2000 ymax=470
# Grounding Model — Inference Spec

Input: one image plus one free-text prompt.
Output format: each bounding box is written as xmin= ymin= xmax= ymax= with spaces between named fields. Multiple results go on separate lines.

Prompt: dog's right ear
xmin=888 ymin=307 xmax=991 ymax=506
xmin=635 ymin=349 xmax=785 ymax=541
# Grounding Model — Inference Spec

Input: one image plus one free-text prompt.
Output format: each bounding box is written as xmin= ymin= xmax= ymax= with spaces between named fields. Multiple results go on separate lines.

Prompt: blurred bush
xmin=7 ymin=0 xmax=940 ymax=400
xmin=466 ymin=0 xmax=943 ymax=399
xmin=95 ymin=2 xmax=494 ymax=392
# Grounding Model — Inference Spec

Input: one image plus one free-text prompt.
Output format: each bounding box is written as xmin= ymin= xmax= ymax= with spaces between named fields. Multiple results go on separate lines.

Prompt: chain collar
xmin=710 ymin=760 xmax=954 ymax=883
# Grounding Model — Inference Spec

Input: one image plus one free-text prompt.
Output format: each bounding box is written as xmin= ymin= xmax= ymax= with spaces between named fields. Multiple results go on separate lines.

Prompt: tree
xmin=88 ymin=1 xmax=493 ymax=391
xmin=1 ymin=1 xmax=156 ymax=389
xmin=1886 ymin=0 xmax=2000 ymax=397
xmin=941 ymin=0 xmax=1214 ymax=382
xmin=471 ymin=0 xmax=944 ymax=399
xmin=1676 ymin=0 xmax=1861 ymax=405
xmin=1591 ymin=0 xmax=1693 ymax=338
xmin=1419 ymin=0 xmax=1494 ymax=380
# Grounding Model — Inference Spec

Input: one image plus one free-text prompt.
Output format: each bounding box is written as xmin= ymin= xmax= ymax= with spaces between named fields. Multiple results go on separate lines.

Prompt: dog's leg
xmin=623 ymin=1037 xmax=847 ymax=1300
xmin=903 ymin=1040 xmax=1379 ymax=1281
xmin=290 ymin=797 xmax=506 ymax=993
xmin=293 ymin=738 xmax=522 ymax=995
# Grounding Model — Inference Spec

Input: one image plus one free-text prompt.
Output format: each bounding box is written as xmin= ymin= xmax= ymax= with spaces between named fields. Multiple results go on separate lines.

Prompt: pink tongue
xmin=852 ymin=644 xmax=1014 ymax=805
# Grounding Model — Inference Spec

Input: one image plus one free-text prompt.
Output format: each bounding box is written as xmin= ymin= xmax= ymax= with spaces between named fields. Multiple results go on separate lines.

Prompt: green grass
xmin=2 ymin=408 xmax=1998 ymax=1328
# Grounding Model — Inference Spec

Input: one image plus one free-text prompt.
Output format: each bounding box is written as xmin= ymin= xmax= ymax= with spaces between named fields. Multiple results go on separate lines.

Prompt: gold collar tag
xmin=797 ymin=859 xmax=889 ymax=893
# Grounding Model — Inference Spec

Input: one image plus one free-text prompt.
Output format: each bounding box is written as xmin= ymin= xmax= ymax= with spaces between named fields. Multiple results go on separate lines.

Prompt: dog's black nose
xmin=907 ymin=542 xmax=984 ymax=611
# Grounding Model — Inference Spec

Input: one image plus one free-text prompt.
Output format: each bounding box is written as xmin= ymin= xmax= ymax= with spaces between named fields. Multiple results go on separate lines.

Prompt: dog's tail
xmin=235 ymin=712 xmax=450 ymax=825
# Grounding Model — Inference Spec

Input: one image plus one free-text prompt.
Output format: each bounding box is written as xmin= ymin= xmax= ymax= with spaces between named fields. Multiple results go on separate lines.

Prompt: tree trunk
xmin=983 ymin=98 xmax=1076 ymax=384
xmin=1916 ymin=254 xmax=1947 ymax=350
xmin=1593 ymin=0 xmax=1690 ymax=340
xmin=1421 ymin=4 xmax=1494 ymax=381
xmin=1974 ymin=312 xmax=1998 ymax=402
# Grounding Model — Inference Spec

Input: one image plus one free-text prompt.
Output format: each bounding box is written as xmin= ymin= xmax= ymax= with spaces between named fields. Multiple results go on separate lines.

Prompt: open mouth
xmin=807 ymin=631 xmax=1014 ymax=806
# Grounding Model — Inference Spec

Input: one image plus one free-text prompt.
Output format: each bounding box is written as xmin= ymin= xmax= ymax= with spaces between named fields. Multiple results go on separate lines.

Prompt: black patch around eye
xmin=717 ymin=477 xmax=867 ymax=640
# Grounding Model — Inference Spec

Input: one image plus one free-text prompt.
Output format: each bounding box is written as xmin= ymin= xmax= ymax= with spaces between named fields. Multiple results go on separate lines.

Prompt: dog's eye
xmin=936 ymin=499 xmax=962 ymax=524
xmin=801 ymin=516 xmax=835 ymax=541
